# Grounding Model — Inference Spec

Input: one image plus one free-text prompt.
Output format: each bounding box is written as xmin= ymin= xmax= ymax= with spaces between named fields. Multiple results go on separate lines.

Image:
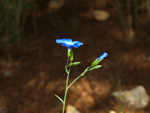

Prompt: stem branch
xmin=67 ymin=68 xmax=88 ymax=90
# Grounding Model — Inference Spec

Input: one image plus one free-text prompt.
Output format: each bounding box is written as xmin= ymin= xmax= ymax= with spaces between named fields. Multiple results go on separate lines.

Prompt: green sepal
xmin=68 ymin=62 xmax=81 ymax=67
xmin=54 ymin=94 xmax=64 ymax=103
xmin=91 ymin=59 xmax=102 ymax=66
xmin=67 ymin=49 xmax=71 ymax=58
xmin=70 ymin=51 xmax=73 ymax=62
xmin=89 ymin=65 xmax=102 ymax=71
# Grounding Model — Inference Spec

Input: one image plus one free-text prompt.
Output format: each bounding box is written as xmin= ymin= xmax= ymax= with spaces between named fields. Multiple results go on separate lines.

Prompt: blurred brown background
xmin=0 ymin=0 xmax=150 ymax=113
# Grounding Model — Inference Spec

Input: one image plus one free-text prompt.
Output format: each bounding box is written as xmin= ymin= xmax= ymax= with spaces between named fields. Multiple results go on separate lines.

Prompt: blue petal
xmin=61 ymin=43 xmax=73 ymax=49
xmin=56 ymin=38 xmax=72 ymax=44
xmin=56 ymin=38 xmax=83 ymax=49
xmin=97 ymin=52 xmax=108 ymax=60
xmin=56 ymin=39 xmax=64 ymax=43
xmin=73 ymin=41 xmax=83 ymax=48
xmin=61 ymin=38 xmax=72 ymax=42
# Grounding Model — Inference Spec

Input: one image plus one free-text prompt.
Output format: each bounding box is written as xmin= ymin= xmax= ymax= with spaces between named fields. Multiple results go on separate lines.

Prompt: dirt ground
xmin=0 ymin=0 xmax=150 ymax=113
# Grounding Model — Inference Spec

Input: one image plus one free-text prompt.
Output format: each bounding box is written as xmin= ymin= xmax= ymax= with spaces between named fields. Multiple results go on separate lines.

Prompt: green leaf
xmin=70 ymin=51 xmax=73 ymax=62
xmin=89 ymin=65 xmax=102 ymax=71
xmin=68 ymin=62 xmax=81 ymax=67
xmin=54 ymin=94 xmax=63 ymax=103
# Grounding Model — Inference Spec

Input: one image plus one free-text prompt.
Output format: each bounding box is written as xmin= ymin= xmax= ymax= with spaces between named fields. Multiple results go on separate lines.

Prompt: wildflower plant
xmin=55 ymin=38 xmax=108 ymax=113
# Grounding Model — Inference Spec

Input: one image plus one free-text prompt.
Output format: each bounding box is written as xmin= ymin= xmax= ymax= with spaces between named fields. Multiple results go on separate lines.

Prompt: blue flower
xmin=56 ymin=38 xmax=83 ymax=49
xmin=97 ymin=52 xmax=108 ymax=60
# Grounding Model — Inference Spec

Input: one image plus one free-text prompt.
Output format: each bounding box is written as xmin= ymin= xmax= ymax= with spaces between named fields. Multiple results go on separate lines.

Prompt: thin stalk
xmin=32 ymin=2 xmax=38 ymax=37
xmin=127 ymin=0 xmax=134 ymax=49
xmin=133 ymin=0 xmax=138 ymax=26
xmin=62 ymin=58 xmax=71 ymax=113
xmin=62 ymin=67 xmax=70 ymax=113
xmin=115 ymin=0 xmax=126 ymax=31
xmin=67 ymin=67 xmax=88 ymax=90
xmin=116 ymin=72 xmax=124 ymax=113
xmin=146 ymin=0 xmax=150 ymax=14
xmin=116 ymin=72 xmax=122 ymax=91
xmin=62 ymin=50 xmax=89 ymax=113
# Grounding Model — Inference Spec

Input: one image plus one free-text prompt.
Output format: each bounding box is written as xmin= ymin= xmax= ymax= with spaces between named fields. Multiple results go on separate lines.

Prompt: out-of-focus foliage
xmin=115 ymin=0 xmax=150 ymax=30
xmin=0 ymin=0 xmax=36 ymax=43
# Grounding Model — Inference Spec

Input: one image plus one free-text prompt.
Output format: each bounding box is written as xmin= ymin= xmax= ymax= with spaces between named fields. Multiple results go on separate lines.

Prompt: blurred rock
xmin=93 ymin=10 xmax=110 ymax=21
xmin=112 ymin=85 xmax=149 ymax=109
xmin=4 ymin=71 xmax=11 ymax=77
xmin=48 ymin=0 xmax=68 ymax=12
xmin=0 ymin=107 xmax=7 ymax=113
xmin=66 ymin=105 xmax=80 ymax=113
xmin=109 ymin=110 xmax=116 ymax=113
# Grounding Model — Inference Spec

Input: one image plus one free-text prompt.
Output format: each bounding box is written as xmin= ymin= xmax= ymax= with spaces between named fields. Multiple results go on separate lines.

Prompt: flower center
xmin=65 ymin=42 xmax=73 ymax=45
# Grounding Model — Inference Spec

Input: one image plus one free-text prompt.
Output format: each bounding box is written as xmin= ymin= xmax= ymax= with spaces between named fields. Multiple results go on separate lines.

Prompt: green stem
xmin=62 ymin=66 xmax=70 ymax=113
xmin=62 ymin=58 xmax=71 ymax=113
xmin=67 ymin=67 xmax=88 ymax=90
xmin=115 ymin=0 xmax=126 ymax=31
xmin=133 ymin=0 xmax=138 ymax=26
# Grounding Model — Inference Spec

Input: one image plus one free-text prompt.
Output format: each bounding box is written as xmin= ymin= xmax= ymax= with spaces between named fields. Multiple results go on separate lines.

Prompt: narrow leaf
xmin=68 ymin=62 xmax=81 ymax=67
xmin=93 ymin=65 xmax=102 ymax=69
xmin=89 ymin=65 xmax=102 ymax=71
xmin=54 ymin=94 xmax=63 ymax=103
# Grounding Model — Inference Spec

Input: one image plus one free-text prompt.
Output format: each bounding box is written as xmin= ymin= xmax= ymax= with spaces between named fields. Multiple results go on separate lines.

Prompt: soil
xmin=0 ymin=0 xmax=150 ymax=113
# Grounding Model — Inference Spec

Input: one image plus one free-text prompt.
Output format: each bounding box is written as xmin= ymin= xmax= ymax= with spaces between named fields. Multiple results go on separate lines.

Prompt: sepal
xmin=91 ymin=59 xmax=102 ymax=67
xmin=67 ymin=49 xmax=71 ymax=58
xmin=89 ymin=65 xmax=102 ymax=71
xmin=70 ymin=51 xmax=73 ymax=62
xmin=68 ymin=62 xmax=81 ymax=67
